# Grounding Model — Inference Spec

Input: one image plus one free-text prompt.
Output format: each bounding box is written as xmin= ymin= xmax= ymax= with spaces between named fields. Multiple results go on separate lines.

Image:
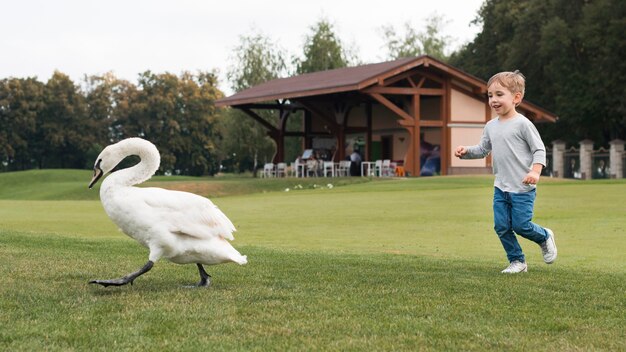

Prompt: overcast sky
xmin=1 ymin=0 xmax=484 ymax=95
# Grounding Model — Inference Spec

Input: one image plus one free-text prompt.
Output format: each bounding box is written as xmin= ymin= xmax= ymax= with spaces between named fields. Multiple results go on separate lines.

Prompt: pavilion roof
xmin=216 ymin=55 xmax=557 ymax=122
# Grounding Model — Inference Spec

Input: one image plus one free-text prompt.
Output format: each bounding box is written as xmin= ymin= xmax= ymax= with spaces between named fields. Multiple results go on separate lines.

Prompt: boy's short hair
xmin=487 ymin=70 xmax=526 ymax=98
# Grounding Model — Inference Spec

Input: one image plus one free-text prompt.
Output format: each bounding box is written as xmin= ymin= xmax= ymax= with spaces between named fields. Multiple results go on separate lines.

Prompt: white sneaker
xmin=540 ymin=228 xmax=557 ymax=264
xmin=501 ymin=260 xmax=528 ymax=273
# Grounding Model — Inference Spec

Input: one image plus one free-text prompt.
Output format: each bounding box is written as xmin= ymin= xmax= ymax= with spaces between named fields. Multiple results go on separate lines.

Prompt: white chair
xmin=322 ymin=161 xmax=335 ymax=177
xmin=292 ymin=160 xmax=303 ymax=177
xmin=276 ymin=162 xmax=287 ymax=177
xmin=374 ymin=160 xmax=383 ymax=177
xmin=262 ymin=163 xmax=275 ymax=178
xmin=382 ymin=159 xmax=393 ymax=177
xmin=338 ymin=160 xmax=351 ymax=176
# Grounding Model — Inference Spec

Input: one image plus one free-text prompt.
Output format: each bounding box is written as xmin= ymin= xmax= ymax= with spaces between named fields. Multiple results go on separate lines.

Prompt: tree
xmin=82 ymin=72 xmax=139 ymax=167
xmin=288 ymin=19 xmax=359 ymax=166
xmin=381 ymin=14 xmax=453 ymax=61
xmin=82 ymin=73 xmax=137 ymax=144
xmin=0 ymin=77 xmax=45 ymax=171
xmin=577 ymin=0 xmax=626 ymax=141
xmin=173 ymin=71 xmax=224 ymax=176
xmin=450 ymin=0 xmax=626 ymax=145
xmin=223 ymin=31 xmax=288 ymax=173
xmin=35 ymin=71 xmax=89 ymax=169
xmin=122 ymin=71 xmax=224 ymax=176
xmin=227 ymin=31 xmax=287 ymax=90
xmin=295 ymin=18 xmax=352 ymax=74
xmin=0 ymin=69 xmax=224 ymax=175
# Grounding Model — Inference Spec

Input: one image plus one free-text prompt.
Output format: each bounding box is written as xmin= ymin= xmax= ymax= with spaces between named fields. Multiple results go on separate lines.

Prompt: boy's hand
xmin=522 ymin=170 xmax=540 ymax=185
xmin=454 ymin=146 xmax=467 ymax=158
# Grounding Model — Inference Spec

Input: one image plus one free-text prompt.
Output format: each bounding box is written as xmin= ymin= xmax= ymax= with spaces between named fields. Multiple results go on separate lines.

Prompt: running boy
xmin=454 ymin=70 xmax=557 ymax=273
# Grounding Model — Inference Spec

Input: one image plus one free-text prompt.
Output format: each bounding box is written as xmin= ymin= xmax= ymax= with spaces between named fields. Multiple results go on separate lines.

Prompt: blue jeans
xmin=493 ymin=187 xmax=548 ymax=263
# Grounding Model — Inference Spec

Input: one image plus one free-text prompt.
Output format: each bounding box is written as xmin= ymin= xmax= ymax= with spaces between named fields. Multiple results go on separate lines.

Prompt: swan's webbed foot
xmin=197 ymin=264 xmax=212 ymax=287
xmin=90 ymin=261 xmax=154 ymax=288
xmin=90 ymin=278 xmax=133 ymax=287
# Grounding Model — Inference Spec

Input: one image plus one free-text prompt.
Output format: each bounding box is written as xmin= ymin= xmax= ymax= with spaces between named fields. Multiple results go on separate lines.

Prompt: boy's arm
xmin=523 ymin=120 xmax=547 ymax=166
xmin=522 ymin=163 xmax=543 ymax=185
xmin=521 ymin=119 xmax=546 ymax=185
xmin=457 ymin=130 xmax=492 ymax=159
xmin=462 ymin=144 xmax=491 ymax=159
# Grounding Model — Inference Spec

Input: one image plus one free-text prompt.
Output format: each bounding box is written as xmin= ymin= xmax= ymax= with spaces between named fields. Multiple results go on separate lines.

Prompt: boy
xmin=454 ymin=70 xmax=557 ymax=273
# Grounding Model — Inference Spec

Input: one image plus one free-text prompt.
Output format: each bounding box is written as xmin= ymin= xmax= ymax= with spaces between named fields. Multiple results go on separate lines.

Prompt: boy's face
xmin=487 ymin=82 xmax=522 ymax=119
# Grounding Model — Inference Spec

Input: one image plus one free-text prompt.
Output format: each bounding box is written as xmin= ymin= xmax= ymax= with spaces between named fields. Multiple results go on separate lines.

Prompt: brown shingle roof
xmin=216 ymin=55 xmax=557 ymax=122
xmin=216 ymin=57 xmax=419 ymax=106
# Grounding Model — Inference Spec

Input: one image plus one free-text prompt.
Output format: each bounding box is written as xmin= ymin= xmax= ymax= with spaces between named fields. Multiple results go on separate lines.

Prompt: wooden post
xmin=411 ymin=94 xmax=421 ymax=176
xmin=366 ymin=102 xmax=372 ymax=161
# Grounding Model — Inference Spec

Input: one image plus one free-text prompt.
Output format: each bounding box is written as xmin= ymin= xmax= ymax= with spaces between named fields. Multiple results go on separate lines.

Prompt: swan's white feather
xmin=141 ymin=187 xmax=236 ymax=241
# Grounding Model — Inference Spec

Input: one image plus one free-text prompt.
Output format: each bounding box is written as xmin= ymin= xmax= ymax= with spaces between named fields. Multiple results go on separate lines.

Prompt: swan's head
xmin=88 ymin=143 xmax=126 ymax=188
xmin=88 ymin=138 xmax=159 ymax=188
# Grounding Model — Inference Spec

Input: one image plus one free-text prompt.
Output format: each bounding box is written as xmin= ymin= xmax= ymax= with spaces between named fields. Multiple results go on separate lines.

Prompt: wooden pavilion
xmin=216 ymin=55 xmax=557 ymax=176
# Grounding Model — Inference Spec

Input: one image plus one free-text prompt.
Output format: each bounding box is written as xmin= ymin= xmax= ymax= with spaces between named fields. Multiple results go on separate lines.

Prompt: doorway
xmin=381 ymin=135 xmax=393 ymax=160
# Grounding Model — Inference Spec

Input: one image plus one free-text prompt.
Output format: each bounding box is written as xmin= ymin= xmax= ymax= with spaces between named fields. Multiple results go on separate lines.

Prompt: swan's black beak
xmin=89 ymin=160 xmax=103 ymax=189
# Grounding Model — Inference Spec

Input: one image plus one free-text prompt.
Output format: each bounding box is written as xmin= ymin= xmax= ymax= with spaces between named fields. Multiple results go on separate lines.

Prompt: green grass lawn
xmin=0 ymin=169 xmax=372 ymax=200
xmin=0 ymin=171 xmax=624 ymax=351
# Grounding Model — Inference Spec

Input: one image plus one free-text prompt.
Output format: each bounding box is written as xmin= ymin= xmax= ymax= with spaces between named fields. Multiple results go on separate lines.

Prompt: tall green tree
xmin=123 ymin=71 xmax=223 ymax=176
xmin=289 ymin=19 xmax=358 ymax=165
xmin=295 ymin=18 xmax=352 ymax=74
xmin=82 ymin=72 xmax=138 ymax=166
xmin=450 ymin=0 xmax=626 ymax=144
xmin=36 ymin=71 xmax=89 ymax=169
xmin=223 ymin=31 xmax=287 ymax=173
xmin=381 ymin=14 xmax=453 ymax=61
xmin=82 ymin=73 xmax=135 ymax=143
xmin=227 ymin=32 xmax=287 ymax=90
xmin=0 ymin=77 xmax=45 ymax=171
xmin=173 ymin=72 xmax=224 ymax=176
xmin=0 ymin=70 xmax=223 ymax=175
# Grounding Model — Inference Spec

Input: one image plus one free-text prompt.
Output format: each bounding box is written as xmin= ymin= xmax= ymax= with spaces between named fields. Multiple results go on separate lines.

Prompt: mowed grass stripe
xmin=2 ymin=176 xmax=623 ymax=270
xmin=0 ymin=169 xmax=373 ymax=201
xmin=1 ymin=231 xmax=624 ymax=351
xmin=1 ymin=172 xmax=625 ymax=350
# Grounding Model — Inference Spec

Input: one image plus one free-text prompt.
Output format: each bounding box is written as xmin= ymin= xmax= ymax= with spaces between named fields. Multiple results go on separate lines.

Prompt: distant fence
xmin=551 ymin=139 xmax=624 ymax=179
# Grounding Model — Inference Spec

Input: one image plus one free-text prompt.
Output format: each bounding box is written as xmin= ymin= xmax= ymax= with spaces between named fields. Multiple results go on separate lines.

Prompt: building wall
xmin=313 ymin=87 xmax=495 ymax=172
xmin=365 ymin=89 xmax=491 ymax=168
xmin=372 ymin=104 xmax=400 ymax=130
xmin=371 ymin=104 xmax=411 ymax=161
xmin=349 ymin=105 xmax=367 ymax=127
xmin=449 ymin=127 xmax=487 ymax=167
xmin=421 ymin=96 xmax=442 ymax=121
xmin=448 ymin=88 xmax=489 ymax=169
xmin=394 ymin=132 xmax=410 ymax=161
xmin=451 ymin=89 xmax=485 ymax=122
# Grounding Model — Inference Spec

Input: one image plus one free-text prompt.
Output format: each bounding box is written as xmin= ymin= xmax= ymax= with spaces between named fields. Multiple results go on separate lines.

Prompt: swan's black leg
xmin=90 ymin=261 xmax=154 ymax=287
xmin=197 ymin=264 xmax=211 ymax=287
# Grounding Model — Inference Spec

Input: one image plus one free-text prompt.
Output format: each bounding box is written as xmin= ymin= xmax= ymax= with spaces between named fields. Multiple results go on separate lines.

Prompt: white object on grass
xmin=88 ymin=137 xmax=247 ymax=287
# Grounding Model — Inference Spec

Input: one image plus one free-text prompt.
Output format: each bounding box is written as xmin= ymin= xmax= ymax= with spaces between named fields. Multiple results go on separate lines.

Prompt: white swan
xmin=88 ymin=137 xmax=247 ymax=287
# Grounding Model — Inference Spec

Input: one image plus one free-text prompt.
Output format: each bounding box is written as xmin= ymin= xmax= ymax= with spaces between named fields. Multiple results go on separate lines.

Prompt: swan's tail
xmin=233 ymin=254 xmax=247 ymax=265
xmin=214 ymin=237 xmax=247 ymax=265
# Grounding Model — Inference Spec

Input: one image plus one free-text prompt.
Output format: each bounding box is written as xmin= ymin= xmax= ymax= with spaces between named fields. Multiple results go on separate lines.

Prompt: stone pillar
xmin=579 ymin=139 xmax=594 ymax=180
xmin=551 ymin=140 xmax=566 ymax=178
xmin=609 ymin=139 xmax=624 ymax=179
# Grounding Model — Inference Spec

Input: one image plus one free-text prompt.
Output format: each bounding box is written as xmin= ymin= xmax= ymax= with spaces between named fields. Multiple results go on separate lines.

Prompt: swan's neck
xmin=104 ymin=144 xmax=160 ymax=188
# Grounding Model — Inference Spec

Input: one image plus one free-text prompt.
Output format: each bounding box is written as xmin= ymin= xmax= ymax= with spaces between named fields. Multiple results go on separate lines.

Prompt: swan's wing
xmin=140 ymin=187 xmax=236 ymax=241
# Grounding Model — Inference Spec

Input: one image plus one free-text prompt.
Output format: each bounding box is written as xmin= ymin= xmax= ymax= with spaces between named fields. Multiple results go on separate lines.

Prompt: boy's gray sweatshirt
xmin=462 ymin=114 xmax=546 ymax=193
